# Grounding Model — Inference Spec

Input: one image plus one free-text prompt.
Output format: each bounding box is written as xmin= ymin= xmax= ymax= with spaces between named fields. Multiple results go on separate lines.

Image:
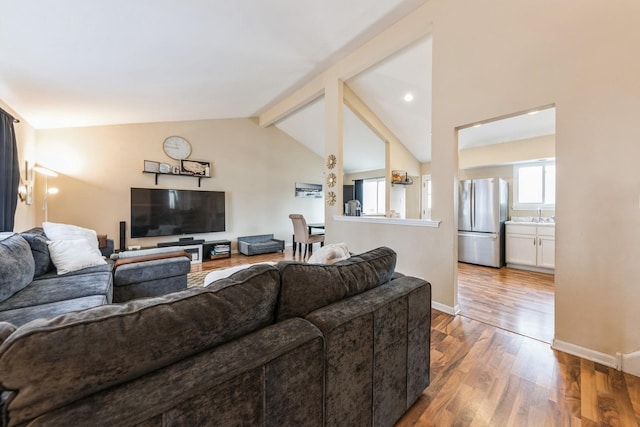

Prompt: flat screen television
xmin=131 ymin=188 xmax=225 ymax=238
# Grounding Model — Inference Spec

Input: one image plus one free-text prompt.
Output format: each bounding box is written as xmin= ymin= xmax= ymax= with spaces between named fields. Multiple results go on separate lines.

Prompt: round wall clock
xmin=163 ymin=136 xmax=192 ymax=160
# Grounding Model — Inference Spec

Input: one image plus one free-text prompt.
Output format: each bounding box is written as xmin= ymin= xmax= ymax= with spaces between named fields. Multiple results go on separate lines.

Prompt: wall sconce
xmin=33 ymin=165 xmax=59 ymax=222
xmin=18 ymin=161 xmax=33 ymax=205
xmin=17 ymin=184 xmax=32 ymax=204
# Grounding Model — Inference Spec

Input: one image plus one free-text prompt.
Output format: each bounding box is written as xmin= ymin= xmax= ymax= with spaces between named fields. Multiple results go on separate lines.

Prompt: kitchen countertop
xmin=506 ymin=218 xmax=555 ymax=227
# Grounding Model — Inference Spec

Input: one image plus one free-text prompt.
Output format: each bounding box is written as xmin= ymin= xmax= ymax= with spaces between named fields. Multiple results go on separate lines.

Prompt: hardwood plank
xmin=624 ymin=373 xmax=640 ymax=424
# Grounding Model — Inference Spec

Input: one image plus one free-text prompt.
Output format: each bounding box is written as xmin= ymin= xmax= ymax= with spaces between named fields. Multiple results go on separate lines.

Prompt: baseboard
xmin=621 ymin=350 xmax=640 ymax=376
xmin=432 ymin=301 xmax=460 ymax=315
xmin=552 ymin=339 xmax=617 ymax=369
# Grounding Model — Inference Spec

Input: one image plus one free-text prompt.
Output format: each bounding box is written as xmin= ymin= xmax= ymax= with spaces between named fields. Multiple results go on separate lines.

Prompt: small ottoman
xmin=237 ymin=234 xmax=285 ymax=256
xmin=112 ymin=251 xmax=191 ymax=302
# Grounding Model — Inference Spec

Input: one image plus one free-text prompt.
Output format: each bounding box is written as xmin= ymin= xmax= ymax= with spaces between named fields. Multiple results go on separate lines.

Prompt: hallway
xmin=457 ymin=262 xmax=554 ymax=343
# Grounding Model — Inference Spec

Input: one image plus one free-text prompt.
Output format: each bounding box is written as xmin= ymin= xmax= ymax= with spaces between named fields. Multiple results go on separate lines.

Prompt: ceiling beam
xmin=343 ymin=84 xmax=397 ymax=146
xmin=258 ymin=2 xmax=434 ymax=127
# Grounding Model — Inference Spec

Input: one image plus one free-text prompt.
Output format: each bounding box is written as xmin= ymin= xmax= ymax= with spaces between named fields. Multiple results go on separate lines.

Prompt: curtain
xmin=353 ymin=179 xmax=364 ymax=206
xmin=0 ymin=108 xmax=19 ymax=232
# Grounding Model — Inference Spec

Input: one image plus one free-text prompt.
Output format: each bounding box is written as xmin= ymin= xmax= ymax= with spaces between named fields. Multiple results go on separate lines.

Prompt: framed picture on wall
xmin=180 ymin=159 xmax=211 ymax=176
xmin=295 ymin=182 xmax=323 ymax=198
xmin=143 ymin=160 xmax=160 ymax=173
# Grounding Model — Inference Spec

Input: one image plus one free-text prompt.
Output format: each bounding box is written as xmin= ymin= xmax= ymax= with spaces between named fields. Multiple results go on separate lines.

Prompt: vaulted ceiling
xmin=0 ymin=0 xmax=554 ymax=169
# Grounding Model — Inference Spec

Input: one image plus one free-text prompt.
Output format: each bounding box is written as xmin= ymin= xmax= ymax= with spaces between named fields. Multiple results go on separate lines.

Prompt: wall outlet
xmin=127 ymin=245 xmax=141 ymax=251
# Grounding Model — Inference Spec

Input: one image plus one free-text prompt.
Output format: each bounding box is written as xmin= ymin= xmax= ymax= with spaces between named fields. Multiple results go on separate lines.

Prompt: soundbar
xmin=157 ymin=239 xmax=205 ymax=248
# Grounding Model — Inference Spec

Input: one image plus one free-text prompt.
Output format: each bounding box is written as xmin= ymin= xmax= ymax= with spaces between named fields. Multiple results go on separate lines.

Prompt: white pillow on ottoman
xmin=307 ymin=243 xmax=350 ymax=265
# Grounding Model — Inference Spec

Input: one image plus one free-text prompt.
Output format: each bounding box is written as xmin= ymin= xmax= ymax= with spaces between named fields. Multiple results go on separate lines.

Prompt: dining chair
xmin=289 ymin=214 xmax=324 ymax=258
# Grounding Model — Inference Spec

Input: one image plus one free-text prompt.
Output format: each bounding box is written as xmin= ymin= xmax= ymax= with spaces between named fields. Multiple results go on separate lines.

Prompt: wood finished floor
xmin=458 ymin=262 xmax=555 ymax=343
xmin=193 ymin=250 xmax=640 ymax=426
xmin=397 ymin=310 xmax=640 ymax=426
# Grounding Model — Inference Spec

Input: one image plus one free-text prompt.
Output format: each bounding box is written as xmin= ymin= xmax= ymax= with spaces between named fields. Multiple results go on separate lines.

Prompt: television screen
xmin=131 ymin=188 xmax=225 ymax=238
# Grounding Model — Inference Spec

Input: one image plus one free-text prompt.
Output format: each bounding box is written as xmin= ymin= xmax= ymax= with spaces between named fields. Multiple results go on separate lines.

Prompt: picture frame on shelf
xmin=143 ymin=160 xmax=160 ymax=173
xmin=180 ymin=159 xmax=211 ymax=177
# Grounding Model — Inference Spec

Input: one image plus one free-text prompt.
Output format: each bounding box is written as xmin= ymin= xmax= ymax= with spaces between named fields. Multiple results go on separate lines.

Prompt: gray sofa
xmin=238 ymin=234 xmax=285 ymax=256
xmin=0 ymin=247 xmax=431 ymax=426
xmin=0 ymin=229 xmax=191 ymax=326
xmin=0 ymin=230 xmax=113 ymax=327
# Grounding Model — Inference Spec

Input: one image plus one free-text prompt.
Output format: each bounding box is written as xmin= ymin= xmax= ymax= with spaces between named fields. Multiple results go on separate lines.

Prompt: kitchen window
xmin=362 ymin=177 xmax=385 ymax=215
xmin=513 ymin=160 xmax=555 ymax=210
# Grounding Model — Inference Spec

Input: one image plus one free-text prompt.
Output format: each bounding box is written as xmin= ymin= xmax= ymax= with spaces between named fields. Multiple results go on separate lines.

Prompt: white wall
xmin=30 ymin=118 xmax=324 ymax=250
xmin=273 ymin=0 xmax=640 ymax=362
xmin=430 ymin=0 xmax=640 ymax=358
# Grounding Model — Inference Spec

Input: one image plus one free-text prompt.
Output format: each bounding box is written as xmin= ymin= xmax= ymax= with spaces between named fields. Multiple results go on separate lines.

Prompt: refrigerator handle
xmin=470 ymin=181 xmax=475 ymax=229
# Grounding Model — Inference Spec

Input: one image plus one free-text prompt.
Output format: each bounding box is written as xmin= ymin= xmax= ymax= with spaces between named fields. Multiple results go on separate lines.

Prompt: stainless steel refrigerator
xmin=458 ymin=178 xmax=508 ymax=267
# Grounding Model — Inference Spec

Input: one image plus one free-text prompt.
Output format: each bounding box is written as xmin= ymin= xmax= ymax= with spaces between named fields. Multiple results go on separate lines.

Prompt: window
xmin=513 ymin=160 xmax=555 ymax=210
xmin=422 ymin=175 xmax=432 ymax=219
xmin=362 ymin=177 xmax=385 ymax=215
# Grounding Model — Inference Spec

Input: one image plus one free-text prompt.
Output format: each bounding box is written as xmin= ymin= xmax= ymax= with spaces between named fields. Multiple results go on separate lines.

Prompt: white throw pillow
xmin=47 ymin=239 xmax=107 ymax=275
xmin=43 ymin=222 xmax=99 ymax=250
xmin=307 ymin=243 xmax=350 ymax=265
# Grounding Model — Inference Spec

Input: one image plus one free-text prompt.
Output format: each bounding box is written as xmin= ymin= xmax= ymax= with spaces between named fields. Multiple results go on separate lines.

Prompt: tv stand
xmin=203 ymin=240 xmax=232 ymax=260
xmin=158 ymin=239 xmax=205 ymax=248
xmin=156 ymin=239 xmax=231 ymax=261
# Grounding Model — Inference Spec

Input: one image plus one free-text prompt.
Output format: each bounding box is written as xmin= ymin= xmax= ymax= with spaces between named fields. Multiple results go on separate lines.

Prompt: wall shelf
xmin=391 ymin=179 xmax=413 ymax=186
xmin=143 ymin=171 xmax=211 ymax=187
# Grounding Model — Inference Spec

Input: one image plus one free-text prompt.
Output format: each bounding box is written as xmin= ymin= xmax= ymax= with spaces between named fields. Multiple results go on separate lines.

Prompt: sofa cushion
xmin=20 ymin=230 xmax=53 ymax=277
xmin=0 ymin=234 xmax=35 ymax=303
xmin=0 ymin=264 xmax=280 ymax=423
xmin=0 ymin=295 xmax=108 ymax=327
xmin=276 ymin=246 xmax=397 ymax=321
xmin=36 ymin=262 xmax=112 ymax=280
xmin=0 ymin=271 xmax=113 ymax=312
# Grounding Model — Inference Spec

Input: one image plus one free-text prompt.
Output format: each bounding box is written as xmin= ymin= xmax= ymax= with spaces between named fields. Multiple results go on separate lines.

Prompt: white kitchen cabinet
xmin=536 ymin=227 xmax=556 ymax=269
xmin=506 ymin=223 xmax=555 ymax=272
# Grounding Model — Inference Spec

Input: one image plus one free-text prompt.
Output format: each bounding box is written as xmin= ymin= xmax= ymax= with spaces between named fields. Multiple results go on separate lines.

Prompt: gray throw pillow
xmin=0 ymin=234 xmax=36 ymax=302
xmin=20 ymin=232 xmax=53 ymax=277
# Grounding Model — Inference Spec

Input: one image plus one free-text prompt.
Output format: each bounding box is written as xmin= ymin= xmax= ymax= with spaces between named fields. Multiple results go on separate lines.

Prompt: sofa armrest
xmin=113 ymin=251 xmax=189 ymax=273
xmin=305 ymin=276 xmax=431 ymax=426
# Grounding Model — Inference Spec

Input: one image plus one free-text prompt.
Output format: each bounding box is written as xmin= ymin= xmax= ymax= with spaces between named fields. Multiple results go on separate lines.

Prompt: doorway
xmin=455 ymin=106 xmax=556 ymax=343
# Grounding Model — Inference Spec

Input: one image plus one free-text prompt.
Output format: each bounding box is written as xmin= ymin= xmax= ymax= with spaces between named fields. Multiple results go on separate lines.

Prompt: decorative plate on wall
xmin=326 ymin=154 xmax=337 ymax=169
xmin=327 ymin=191 xmax=337 ymax=206
xmin=326 ymin=172 xmax=337 ymax=188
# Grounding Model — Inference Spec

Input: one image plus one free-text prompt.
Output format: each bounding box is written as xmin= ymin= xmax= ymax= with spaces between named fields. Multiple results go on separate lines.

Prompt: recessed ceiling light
xmin=404 ymin=93 xmax=414 ymax=102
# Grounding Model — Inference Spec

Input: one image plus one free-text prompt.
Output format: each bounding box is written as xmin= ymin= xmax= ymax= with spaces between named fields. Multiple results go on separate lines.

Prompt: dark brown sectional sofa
xmin=0 ymin=247 xmax=431 ymax=426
